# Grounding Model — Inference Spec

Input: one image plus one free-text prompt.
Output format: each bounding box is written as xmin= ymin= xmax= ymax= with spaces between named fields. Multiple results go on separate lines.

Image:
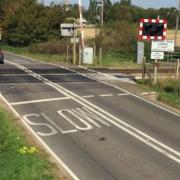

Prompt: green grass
xmin=139 ymin=79 xmax=180 ymax=110
xmin=0 ymin=107 xmax=57 ymax=180
xmin=94 ymin=52 xmax=141 ymax=68
xmin=2 ymin=45 xmax=141 ymax=68
xmin=2 ymin=45 xmax=66 ymax=63
xmin=158 ymin=92 xmax=180 ymax=109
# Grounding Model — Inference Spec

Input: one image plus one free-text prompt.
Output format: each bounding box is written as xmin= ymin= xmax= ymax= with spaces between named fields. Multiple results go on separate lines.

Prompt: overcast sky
xmin=43 ymin=0 xmax=178 ymax=9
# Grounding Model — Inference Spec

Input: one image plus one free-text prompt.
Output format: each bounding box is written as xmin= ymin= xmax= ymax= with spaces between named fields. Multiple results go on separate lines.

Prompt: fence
xmin=164 ymin=47 xmax=180 ymax=61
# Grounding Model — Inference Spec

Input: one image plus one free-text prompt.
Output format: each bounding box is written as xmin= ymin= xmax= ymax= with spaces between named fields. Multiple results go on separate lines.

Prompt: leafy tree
xmin=120 ymin=0 xmax=131 ymax=6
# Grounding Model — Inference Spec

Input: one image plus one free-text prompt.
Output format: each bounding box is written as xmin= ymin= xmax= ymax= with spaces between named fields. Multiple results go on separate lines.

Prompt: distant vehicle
xmin=0 ymin=49 xmax=4 ymax=64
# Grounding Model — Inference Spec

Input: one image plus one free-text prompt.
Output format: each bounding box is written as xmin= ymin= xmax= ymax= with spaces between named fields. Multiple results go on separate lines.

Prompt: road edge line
xmin=0 ymin=92 xmax=80 ymax=180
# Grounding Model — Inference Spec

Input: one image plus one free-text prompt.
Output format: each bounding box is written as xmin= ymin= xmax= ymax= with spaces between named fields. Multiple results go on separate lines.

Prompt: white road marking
xmin=99 ymin=94 xmax=113 ymax=97
xmin=53 ymin=63 xmax=180 ymax=117
xmin=10 ymin=97 xmax=71 ymax=106
xmin=79 ymin=65 xmax=136 ymax=84
xmin=141 ymin=92 xmax=149 ymax=95
xmin=0 ymin=74 xmax=28 ymax=76
xmin=141 ymin=92 xmax=156 ymax=95
xmin=82 ymin=95 xmax=95 ymax=98
xmin=0 ymin=92 xmax=79 ymax=179
xmin=6 ymin=61 xmax=180 ymax=165
xmin=117 ymin=93 xmax=129 ymax=96
xmin=23 ymin=114 xmax=58 ymax=136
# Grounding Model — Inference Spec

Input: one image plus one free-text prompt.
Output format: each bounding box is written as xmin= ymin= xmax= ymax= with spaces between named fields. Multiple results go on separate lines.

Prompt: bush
xmin=96 ymin=20 xmax=137 ymax=55
xmin=156 ymin=79 xmax=180 ymax=97
xmin=29 ymin=39 xmax=72 ymax=55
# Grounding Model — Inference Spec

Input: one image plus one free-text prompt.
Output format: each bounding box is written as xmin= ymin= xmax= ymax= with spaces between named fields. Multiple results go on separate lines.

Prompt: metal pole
xmin=175 ymin=0 xmax=180 ymax=47
xmin=73 ymin=23 xmax=76 ymax=64
xmin=154 ymin=59 xmax=158 ymax=84
xmin=78 ymin=0 xmax=85 ymax=49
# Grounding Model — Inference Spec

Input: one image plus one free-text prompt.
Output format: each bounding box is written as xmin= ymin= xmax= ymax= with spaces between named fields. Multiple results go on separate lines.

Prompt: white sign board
xmin=60 ymin=24 xmax=76 ymax=37
xmin=151 ymin=52 xmax=164 ymax=60
xmin=151 ymin=40 xmax=175 ymax=52
xmin=70 ymin=38 xmax=79 ymax=44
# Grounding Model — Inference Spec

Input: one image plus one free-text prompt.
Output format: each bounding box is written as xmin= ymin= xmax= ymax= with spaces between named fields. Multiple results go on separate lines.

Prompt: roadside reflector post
xmin=175 ymin=59 xmax=180 ymax=80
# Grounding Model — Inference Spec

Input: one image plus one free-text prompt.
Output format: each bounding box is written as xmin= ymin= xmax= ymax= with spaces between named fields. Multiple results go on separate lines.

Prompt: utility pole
xmin=73 ymin=23 xmax=77 ymax=64
xmin=175 ymin=0 xmax=180 ymax=47
xmin=78 ymin=0 xmax=85 ymax=64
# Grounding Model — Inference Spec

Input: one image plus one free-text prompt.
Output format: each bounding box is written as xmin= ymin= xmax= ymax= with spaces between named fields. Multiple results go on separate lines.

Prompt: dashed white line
xmin=10 ymin=97 xmax=71 ymax=106
xmin=6 ymin=61 xmax=180 ymax=165
xmin=117 ymin=93 xmax=129 ymax=96
xmin=141 ymin=92 xmax=157 ymax=95
xmin=99 ymin=94 xmax=113 ymax=97
xmin=82 ymin=95 xmax=95 ymax=98
xmin=141 ymin=92 xmax=149 ymax=95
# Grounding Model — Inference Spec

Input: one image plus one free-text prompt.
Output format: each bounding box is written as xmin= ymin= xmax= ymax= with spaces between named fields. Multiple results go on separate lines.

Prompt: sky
xmin=43 ymin=0 xmax=178 ymax=9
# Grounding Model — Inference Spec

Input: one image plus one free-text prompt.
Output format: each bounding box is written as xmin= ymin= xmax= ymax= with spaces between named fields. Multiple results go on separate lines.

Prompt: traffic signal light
xmin=138 ymin=19 xmax=167 ymax=40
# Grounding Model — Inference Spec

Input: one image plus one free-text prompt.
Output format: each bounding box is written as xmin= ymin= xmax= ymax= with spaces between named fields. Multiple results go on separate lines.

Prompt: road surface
xmin=0 ymin=52 xmax=180 ymax=180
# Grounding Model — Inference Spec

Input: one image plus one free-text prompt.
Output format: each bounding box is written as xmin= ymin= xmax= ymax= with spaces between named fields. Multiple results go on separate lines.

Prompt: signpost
xmin=151 ymin=40 xmax=175 ymax=52
xmin=0 ymin=26 xmax=2 ymax=41
xmin=60 ymin=23 xmax=77 ymax=37
xmin=60 ymin=23 xmax=78 ymax=64
xmin=151 ymin=52 xmax=164 ymax=60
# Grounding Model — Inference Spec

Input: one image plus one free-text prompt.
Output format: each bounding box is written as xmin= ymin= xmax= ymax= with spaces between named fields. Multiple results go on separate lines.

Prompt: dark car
xmin=0 ymin=49 xmax=4 ymax=64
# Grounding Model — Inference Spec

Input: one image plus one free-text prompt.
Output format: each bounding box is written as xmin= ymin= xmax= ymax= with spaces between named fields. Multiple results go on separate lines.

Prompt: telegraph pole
xmin=78 ymin=0 xmax=85 ymax=49
xmin=78 ymin=0 xmax=85 ymax=64
xmin=175 ymin=0 xmax=180 ymax=47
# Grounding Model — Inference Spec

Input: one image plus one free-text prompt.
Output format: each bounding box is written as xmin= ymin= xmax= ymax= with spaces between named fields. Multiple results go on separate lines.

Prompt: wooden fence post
xmin=175 ymin=59 xmax=180 ymax=80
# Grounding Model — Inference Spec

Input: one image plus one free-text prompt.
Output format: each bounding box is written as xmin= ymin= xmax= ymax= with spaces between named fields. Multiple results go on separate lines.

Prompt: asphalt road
xmin=1 ymin=52 xmax=180 ymax=180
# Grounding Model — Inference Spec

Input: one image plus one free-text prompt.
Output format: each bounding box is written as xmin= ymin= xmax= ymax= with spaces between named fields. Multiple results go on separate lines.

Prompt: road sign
xmin=71 ymin=38 xmax=79 ymax=44
xmin=60 ymin=24 xmax=77 ymax=37
xmin=138 ymin=18 xmax=167 ymax=40
xmin=151 ymin=40 xmax=175 ymax=52
xmin=151 ymin=52 xmax=164 ymax=60
xmin=96 ymin=0 xmax=103 ymax=7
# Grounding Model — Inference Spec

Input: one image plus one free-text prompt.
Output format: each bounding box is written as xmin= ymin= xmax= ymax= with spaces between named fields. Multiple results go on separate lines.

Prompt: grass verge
xmin=2 ymin=45 xmax=66 ymax=63
xmin=0 ymin=106 xmax=57 ymax=180
xmin=157 ymin=92 xmax=180 ymax=110
xmin=139 ymin=79 xmax=180 ymax=110
xmin=2 ymin=45 xmax=141 ymax=68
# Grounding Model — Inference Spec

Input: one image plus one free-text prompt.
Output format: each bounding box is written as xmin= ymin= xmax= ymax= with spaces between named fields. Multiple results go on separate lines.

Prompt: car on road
xmin=0 ymin=49 xmax=4 ymax=64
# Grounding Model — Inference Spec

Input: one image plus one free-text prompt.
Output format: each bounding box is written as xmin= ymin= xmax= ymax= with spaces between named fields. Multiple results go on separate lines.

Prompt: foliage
xmin=140 ymin=78 xmax=180 ymax=109
xmin=96 ymin=20 xmax=136 ymax=55
xmin=29 ymin=39 xmax=70 ymax=55
xmin=0 ymin=107 xmax=56 ymax=180
xmin=156 ymin=79 xmax=180 ymax=97
xmin=0 ymin=0 xmax=178 ymax=47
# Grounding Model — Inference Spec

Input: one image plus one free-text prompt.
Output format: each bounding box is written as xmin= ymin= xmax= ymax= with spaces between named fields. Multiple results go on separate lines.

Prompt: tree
xmin=121 ymin=0 xmax=131 ymax=6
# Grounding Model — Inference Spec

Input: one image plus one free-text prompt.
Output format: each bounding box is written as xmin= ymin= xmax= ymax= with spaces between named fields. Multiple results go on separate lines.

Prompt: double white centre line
xmin=6 ymin=60 xmax=180 ymax=166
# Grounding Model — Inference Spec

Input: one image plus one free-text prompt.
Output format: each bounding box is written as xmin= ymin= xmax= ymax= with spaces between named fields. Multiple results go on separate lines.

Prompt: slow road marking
xmin=4 ymin=60 xmax=180 ymax=174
